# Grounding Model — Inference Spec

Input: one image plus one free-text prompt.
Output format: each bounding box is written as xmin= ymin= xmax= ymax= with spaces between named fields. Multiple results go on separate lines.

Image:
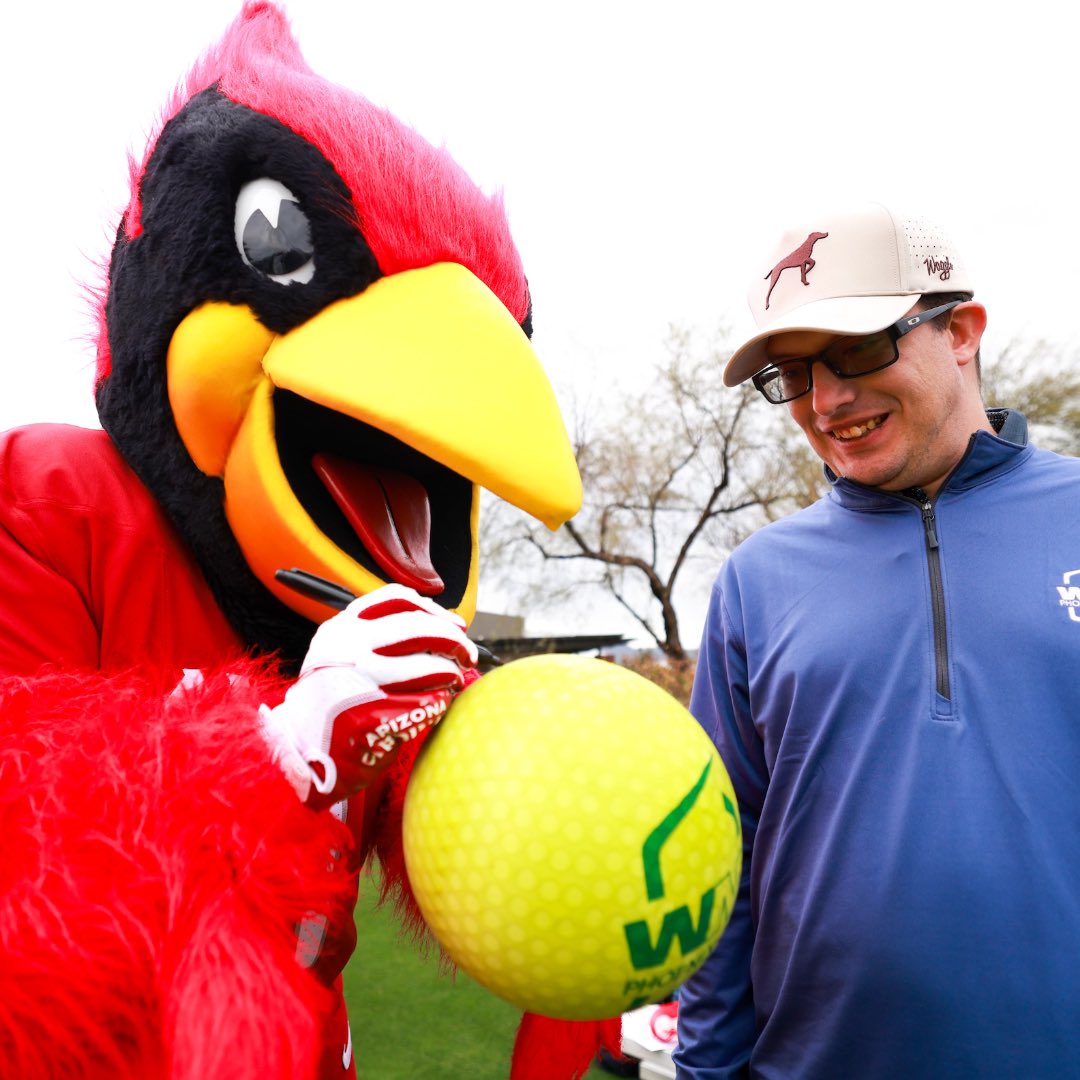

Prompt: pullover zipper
xmin=846 ymin=428 xmax=1005 ymax=707
xmin=915 ymin=494 xmax=950 ymax=700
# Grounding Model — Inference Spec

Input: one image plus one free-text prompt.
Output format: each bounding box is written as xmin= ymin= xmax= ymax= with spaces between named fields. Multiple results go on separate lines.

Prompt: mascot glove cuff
xmin=261 ymin=673 xmax=452 ymax=810
xmin=260 ymin=702 xmax=323 ymax=804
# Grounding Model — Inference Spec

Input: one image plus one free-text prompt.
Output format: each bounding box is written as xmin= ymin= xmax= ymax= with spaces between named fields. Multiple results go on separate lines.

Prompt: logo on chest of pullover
xmin=1056 ymin=569 xmax=1080 ymax=622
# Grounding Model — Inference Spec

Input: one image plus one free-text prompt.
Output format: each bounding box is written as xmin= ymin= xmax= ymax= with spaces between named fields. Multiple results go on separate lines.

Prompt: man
xmin=674 ymin=202 xmax=1080 ymax=1078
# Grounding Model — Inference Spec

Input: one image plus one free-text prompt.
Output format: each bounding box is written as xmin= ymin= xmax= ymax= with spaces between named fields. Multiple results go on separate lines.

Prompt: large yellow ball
xmin=402 ymin=653 xmax=742 ymax=1020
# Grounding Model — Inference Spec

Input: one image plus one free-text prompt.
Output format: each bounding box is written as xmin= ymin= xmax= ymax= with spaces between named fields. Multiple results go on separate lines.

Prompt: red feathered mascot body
xmin=0 ymin=4 xmax=620 ymax=1078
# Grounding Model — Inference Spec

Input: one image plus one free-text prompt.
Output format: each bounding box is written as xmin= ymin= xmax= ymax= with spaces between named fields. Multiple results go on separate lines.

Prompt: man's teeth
xmin=834 ymin=416 xmax=884 ymax=440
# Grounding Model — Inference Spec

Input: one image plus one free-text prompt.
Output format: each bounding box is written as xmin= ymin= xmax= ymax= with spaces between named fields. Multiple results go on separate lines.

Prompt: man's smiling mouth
xmin=832 ymin=414 xmax=887 ymax=441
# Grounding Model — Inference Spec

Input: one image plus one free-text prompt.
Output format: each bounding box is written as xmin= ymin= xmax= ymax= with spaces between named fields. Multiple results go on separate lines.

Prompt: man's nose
xmin=810 ymin=362 xmax=858 ymax=414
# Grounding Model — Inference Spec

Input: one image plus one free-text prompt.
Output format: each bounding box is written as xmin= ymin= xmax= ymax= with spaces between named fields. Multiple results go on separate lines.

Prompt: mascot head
xmin=93 ymin=1 xmax=581 ymax=662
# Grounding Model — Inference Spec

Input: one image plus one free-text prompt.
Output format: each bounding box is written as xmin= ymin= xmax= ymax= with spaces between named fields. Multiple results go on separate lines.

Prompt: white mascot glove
xmin=261 ymin=584 xmax=477 ymax=810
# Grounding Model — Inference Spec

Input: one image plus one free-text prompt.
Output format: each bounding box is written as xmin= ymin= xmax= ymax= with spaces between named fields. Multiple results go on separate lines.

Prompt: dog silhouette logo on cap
xmin=763 ymin=231 xmax=829 ymax=309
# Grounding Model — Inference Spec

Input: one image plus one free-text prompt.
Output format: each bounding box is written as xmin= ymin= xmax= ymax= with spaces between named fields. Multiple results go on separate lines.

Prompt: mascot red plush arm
xmin=0 ymin=3 xmax=624 ymax=1078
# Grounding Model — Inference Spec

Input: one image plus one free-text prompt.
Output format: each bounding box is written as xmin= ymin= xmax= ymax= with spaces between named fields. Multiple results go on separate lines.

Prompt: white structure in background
xmin=621 ymin=1001 xmax=677 ymax=1080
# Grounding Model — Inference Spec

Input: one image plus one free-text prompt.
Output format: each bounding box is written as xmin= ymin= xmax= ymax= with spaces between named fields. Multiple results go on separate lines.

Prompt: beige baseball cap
xmin=724 ymin=202 xmax=974 ymax=386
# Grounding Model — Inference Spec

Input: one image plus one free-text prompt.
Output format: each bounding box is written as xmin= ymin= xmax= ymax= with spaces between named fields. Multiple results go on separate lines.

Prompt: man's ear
xmin=949 ymin=302 xmax=988 ymax=369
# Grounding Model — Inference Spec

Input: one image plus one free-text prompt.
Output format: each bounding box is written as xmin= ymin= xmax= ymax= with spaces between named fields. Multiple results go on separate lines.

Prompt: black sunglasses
xmin=751 ymin=300 xmax=964 ymax=405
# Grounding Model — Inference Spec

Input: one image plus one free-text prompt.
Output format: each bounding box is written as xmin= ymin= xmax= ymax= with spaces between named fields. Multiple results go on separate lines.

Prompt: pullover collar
xmin=826 ymin=408 xmax=1032 ymax=511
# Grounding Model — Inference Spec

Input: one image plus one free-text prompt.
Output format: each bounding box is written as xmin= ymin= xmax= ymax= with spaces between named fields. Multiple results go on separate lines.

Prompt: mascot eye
xmin=234 ymin=178 xmax=316 ymax=284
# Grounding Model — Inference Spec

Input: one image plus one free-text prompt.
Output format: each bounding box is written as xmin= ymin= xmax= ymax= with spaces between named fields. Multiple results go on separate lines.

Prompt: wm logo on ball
xmin=621 ymin=760 xmax=741 ymax=1008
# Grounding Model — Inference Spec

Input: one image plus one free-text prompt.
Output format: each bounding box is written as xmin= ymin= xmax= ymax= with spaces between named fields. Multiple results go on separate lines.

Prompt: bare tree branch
xmin=484 ymin=327 xmax=789 ymax=658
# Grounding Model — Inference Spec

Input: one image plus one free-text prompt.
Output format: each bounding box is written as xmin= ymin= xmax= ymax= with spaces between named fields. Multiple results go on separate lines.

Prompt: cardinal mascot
xmin=0 ymin=4 xmax=623 ymax=1077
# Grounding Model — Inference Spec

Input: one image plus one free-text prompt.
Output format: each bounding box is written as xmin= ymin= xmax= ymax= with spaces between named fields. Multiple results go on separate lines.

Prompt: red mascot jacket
xmin=0 ymin=422 xmax=618 ymax=1080
xmin=0 ymin=424 xmax=369 ymax=1077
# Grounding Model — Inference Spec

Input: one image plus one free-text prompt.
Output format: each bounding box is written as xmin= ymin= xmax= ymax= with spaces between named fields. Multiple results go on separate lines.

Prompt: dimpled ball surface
xmin=402 ymin=653 xmax=742 ymax=1020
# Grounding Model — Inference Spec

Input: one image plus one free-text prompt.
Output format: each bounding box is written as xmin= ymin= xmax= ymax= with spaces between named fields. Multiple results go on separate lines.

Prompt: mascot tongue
xmin=312 ymin=453 xmax=444 ymax=595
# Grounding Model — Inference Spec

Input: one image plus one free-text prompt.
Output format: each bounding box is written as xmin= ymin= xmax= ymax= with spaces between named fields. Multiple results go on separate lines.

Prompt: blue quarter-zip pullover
xmin=675 ymin=412 xmax=1080 ymax=1079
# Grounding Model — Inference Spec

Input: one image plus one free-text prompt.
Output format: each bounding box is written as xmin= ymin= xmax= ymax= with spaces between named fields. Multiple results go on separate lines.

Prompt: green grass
xmin=343 ymin=868 xmax=614 ymax=1078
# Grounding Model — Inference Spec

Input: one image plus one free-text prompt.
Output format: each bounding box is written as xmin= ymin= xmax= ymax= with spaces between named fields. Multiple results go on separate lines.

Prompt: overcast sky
xmin=4 ymin=0 xmax=1077 ymax=643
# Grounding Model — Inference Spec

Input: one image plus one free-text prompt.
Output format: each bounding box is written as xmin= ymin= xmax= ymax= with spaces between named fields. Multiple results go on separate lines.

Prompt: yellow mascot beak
xmin=167 ymin=262 xmax=582 ymax=625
